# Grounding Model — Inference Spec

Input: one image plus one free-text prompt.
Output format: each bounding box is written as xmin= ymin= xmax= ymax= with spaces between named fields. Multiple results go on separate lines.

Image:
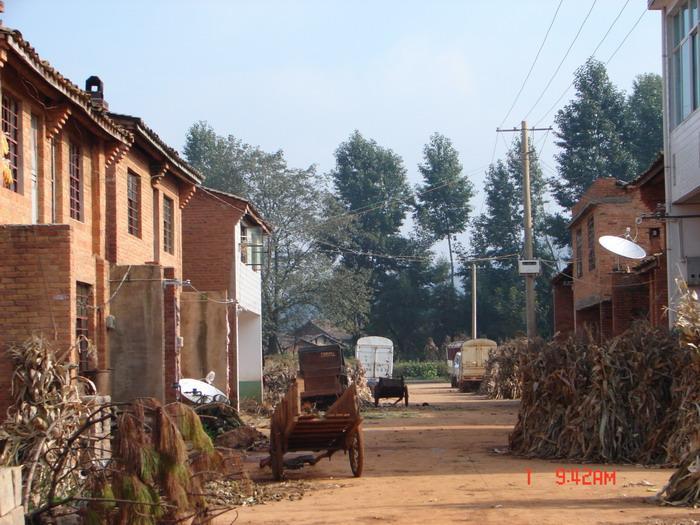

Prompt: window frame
xmin=2 ymin=93 xmax=20 ymax=192
xmin=76 ymin=282 xmax=92 ymax=371
xmin=69 ymin=142 xmax=82 ymax=221
xmin=127 ymin=170 xmax=141 ymax=237
xmin=163 ymin=195 xmax=174 ymax=254
xmin=575 ymin=227 xmax=583 ymax=278
xmin=587 ymin=216 xmax=596 ymax=271
xmin=671 ymin=0 xmax=700 ymax=127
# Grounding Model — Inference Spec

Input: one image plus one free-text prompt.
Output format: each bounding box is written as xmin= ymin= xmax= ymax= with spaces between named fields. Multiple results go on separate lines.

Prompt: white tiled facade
xmin=650 ymin=0 xmax=700 ymax=321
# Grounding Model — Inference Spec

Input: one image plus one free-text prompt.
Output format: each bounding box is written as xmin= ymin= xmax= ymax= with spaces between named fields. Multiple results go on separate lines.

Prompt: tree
xmin=465 ymin=138 xmax=556 ymax=340
xmin=183 ymin=122 xmax=372 ymax=353
xmin=625 ymin=73 xmax=663 ymax=171
xmin=551 ymin=58 xmax=635 ymax=210
xmin=183 ymin=121 xmax=251 ymax=196
xmin=329 ymin=131 xmax=413 ymax=272
xmin=415 ymin=133 xmax=474 ymax=289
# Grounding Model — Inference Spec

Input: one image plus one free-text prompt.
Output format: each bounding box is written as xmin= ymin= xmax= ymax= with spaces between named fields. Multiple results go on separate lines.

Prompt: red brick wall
xmin=182 ymin=190 xmax=241 ymax=291
xmin=0 ymin=224 xmax=73 ymax=416
xmin=553 ymin=281 xmax=574 ymax=335
xmin=163 ymin=266 xmax=179 ymax=403
xmin=611 ymin=272 xmax=650 ymax=336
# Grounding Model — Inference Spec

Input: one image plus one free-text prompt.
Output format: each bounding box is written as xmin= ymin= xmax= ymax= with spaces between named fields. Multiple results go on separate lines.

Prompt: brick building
xmin=181 ymin=187 xmax=270 ymax=406
xmin=0 ymin=25 xmax=207 ymax=413
xmin=552 ymin=157 xmax=667 ymax=340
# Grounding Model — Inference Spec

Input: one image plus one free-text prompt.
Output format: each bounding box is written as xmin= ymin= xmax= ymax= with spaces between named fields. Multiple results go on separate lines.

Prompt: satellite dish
xmin=598 ymin=235 xmax=647 ymax=260
xmin=178 ymin=378 xmax=228 ymax=404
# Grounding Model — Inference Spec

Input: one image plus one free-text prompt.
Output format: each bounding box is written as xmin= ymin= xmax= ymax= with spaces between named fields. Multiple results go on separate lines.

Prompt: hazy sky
xmin=3 ymin=0 xmax=662 ymax=250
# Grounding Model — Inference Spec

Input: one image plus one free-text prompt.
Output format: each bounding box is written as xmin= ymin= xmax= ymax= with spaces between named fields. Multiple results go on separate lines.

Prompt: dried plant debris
xmin=658 ymin=280 xmax=700 ymax=507
xmin=206 ymin=477 xmax=312 ymax=507
xmin=479 ymin=339 xmax=523 ymax=400
xmin=509 ymin=322 xmax=696 ymax=466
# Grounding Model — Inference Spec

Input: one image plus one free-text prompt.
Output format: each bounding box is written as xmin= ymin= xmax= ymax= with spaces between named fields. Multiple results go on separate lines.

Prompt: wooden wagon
xmin=262 ymin=378 xmax=364 ymax=481
xmin=373 ymin=377 xmax=409 ymax=407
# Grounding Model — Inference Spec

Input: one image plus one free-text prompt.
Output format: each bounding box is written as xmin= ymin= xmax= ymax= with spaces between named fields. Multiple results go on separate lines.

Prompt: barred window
xmin=2 ymin=94 xmax=20 ymax=192
xmin=163 ymin=196 xmax=174 ymax=254
xmin=576 ymin=227 xmax=583 ymax=278
xmin=76 ymin=282 xmax=91 ymax=371
xmin=587 ymin=216 xmax=596 ymax=271
xmin=69 ymin=143 xmax=82 ymax=220
xmin=127 ymin=171 xmax=141 ymax=236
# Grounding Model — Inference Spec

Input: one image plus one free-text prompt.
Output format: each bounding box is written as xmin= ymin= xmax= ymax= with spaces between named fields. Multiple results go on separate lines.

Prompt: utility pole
xmin=521 ymin=121 xmax=536 ymax=339
xmin=471 ymin=263 xmax=477 ymax=339
xmin=496 ymin=122 xmax=552 ymax=340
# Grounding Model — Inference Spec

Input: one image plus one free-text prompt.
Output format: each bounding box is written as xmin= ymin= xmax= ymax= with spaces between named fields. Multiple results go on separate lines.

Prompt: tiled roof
xmin=199 ymin=186 xmax=272 ymax=233
xmin=0 ymin=27 xmax=131 ymax=144
xmin=109 ymin=113 xmax=203 ymax=185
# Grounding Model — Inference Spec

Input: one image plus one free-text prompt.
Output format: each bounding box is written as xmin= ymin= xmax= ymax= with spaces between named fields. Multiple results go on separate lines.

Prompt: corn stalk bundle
xmin=479 ymin=339 xmax=524 ymax=399
xmin=509 ymin=324 xmax=688 ymax=464
xmin=346 ymin=360 xmax=373 ymax=404
xmin=263 ymin=354 xmax=298 ymax=407
xmin=658 ymin=281 xmax=700 ymax=507
xmin=0 ymin=336 xmax=96 ymax=511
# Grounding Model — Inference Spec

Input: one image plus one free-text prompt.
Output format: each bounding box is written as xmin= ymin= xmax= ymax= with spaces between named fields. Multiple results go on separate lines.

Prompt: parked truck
xmin=355 ymin=336 xmax=394 ymax=387
xmin=446 ymin=340 xmax=465 ymax=388
xmin=457 ymin=338 xmax=497 ymax=392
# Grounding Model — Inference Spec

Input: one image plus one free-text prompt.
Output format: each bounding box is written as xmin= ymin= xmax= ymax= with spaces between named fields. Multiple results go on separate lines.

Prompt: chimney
xmin=85 ymin=76 xmax=108 ymax=111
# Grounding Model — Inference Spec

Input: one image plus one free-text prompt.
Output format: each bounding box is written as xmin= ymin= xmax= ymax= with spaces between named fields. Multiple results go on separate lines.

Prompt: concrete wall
xmin=108 ymin=265 xmax=165 ymax=402
xmin=180 ymin=290 xmax=230 ymax=394
xmin=238 ymin=310 xmax=263 ymax=402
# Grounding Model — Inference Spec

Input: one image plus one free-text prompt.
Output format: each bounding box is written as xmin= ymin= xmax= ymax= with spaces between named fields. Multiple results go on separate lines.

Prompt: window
xmin=587 ymin=216 xmax=595 ymax=271
xmin=240 ymin=223 xmax=263 ymax=268
xmin=76 ymin=282 xmax=91 ymax=371
xmin=575 ymin=227 xmax=583 ymax=278
xmin=240 ymin=225 xmax=248 ymax=264
xmin=2 ymin=93 xmax=20 ymax=192
xmin=69 ymin=143 xmax=82 ymax=220
xmin=127 ymin=171 xmax=141 ymax=236
xmin=163 ymin=196 xmax=174 ymax=254
xmin=671 ymin=1 xmax=700 ymax=126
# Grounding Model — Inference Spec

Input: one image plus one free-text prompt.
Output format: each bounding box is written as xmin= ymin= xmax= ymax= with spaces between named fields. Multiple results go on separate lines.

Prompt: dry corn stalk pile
xmin=346 ymin=359 xmax=373 ymax=405
xmin=509 ymin=323 xmax=694 ymax=465
xmin=657 ymin=281 xmax=700 ymax=507
xmin=0 ymin=336 xmax=96 ymax=512
xmin=263 ymin=354 xmax=298 ymax=407
xmin=479 ymin=339 xmax=523 ymax=399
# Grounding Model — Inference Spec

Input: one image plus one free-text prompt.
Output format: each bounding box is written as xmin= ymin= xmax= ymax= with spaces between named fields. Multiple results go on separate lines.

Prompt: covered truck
xmin=355 ymin=336 xmax=394 ymax=387
xmin=446 ymin=340 xmax=466 ymax=388
xmin=457 ymin=338 xmax=497 ymax=391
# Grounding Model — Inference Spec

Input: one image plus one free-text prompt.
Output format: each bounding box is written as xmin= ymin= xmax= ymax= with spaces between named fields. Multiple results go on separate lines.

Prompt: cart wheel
xmin=403 ymin=387 xmax=409 ymax=407
xmin=348 ymin=428 xmax=364 ymax=477
xmin=270 ymin=429 xmax=284 ymax=481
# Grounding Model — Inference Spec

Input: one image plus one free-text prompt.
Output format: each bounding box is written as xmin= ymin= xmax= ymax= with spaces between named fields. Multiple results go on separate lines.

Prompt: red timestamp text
xmin=525 ymin=468 xmax=616 ymax=486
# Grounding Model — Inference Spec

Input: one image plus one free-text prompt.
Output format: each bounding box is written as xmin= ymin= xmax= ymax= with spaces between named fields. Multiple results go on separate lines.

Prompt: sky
xmin=3 ymin=0 xmax=663 ymax=255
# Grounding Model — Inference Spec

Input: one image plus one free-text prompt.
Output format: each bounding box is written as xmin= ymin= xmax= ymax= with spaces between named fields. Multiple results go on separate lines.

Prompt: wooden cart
xmin=373 ymin=377 xmax=409 ymax=407
xmin=262 ymin=378 xmax=364 ymax=481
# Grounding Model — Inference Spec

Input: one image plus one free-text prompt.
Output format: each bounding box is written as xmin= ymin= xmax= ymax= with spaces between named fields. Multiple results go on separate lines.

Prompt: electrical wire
xmin=523 ymin=0 xmax=598 ymax=121
xmin=498 ymin=0 xmax=565 ymax=128
xmin=88 ymin=265 xmax=132 ymax=310
xmin=184 ymin=281 xmax=238 ymax=305
xmin=534 ymin=1 xmax=637 ymax=127
xmin=605 ymin=8 xmax=647 ymax=64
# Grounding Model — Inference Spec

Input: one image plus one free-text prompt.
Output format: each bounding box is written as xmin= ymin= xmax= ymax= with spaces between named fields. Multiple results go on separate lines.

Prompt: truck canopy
xmin=356 ymin=336 xmax=394 ymax=381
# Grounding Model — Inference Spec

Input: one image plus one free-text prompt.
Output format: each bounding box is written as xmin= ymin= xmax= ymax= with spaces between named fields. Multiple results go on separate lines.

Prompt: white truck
xmin=457 ymin=338 xmax=497 ymax=392
xmin=355 ymin=336 xmax=394 ymax=387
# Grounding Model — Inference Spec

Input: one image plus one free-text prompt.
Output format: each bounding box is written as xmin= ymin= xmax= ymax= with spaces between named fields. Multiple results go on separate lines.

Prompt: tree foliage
xmin=184 ymin=123 xmax=371 ymax=353
xmin=625 ymin=73 xmax=663 ymax=171
xmin=415 ymin=133 xmax=474 ymax=288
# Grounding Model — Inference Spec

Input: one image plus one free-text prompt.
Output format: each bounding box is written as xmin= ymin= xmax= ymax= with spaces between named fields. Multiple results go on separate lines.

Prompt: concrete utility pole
xmin=496 ymin=122 xmax=552 ymax=340
xmin=521 ymin=121 xmax=536 ymax=339
xmin=471 ymin=263 xmax=477 ymax=339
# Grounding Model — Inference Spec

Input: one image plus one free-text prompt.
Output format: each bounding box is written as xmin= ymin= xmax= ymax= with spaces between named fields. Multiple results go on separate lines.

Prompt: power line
xmin=533 ymin=1 xmax=636 ymax=127
xmin=605 ymin=8 xmax=647 ymax=65
xmin=523 ymin=0 xmax=598 ymax=121
xmin=498 ymin=0 xmax=565 ymax=127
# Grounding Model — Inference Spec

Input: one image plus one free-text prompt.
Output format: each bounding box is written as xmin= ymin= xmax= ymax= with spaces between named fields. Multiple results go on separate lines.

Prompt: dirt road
xmin=225 ymin=383 xmax=698 ymax=525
